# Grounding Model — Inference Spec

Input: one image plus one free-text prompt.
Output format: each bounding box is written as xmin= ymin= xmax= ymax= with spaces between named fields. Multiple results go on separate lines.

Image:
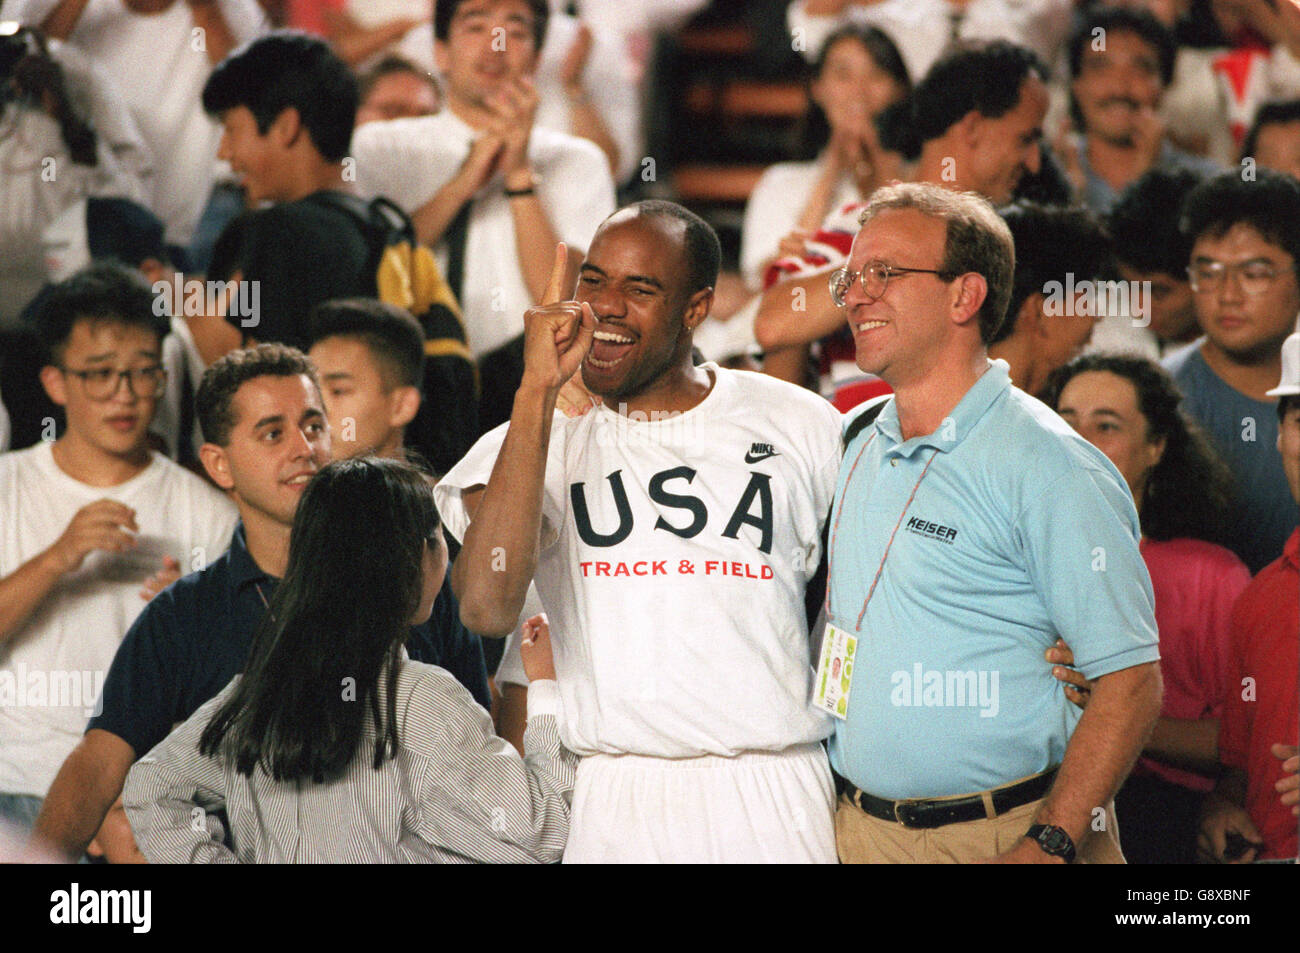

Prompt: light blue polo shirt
xmin=826 ymin=360 xmax=1159 ymax=800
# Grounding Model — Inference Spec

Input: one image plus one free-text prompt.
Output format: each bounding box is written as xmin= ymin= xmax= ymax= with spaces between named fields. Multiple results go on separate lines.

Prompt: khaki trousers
xmin=834 ymin=791 xmax=1126 ymax=864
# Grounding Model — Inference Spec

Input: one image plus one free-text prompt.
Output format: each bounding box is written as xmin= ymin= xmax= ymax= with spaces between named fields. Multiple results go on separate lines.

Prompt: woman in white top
xmin=123 ymin=456 xmax=574 ymax=863
xmin=739 ymin=23 xmax=911 ymax=292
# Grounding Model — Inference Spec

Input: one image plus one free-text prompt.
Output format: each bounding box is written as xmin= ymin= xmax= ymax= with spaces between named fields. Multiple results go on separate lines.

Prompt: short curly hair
xmin=197 ymin=343 xmax=322 ymax=447
xmin=1043 ymin=353 xmax=1235 ymax=545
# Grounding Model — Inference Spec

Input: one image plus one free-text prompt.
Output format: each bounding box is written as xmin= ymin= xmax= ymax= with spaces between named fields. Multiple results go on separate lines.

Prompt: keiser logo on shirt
xmin=905 ymin=515 xmax=958 ymax=544
xmin=744 ymin=442 xmax=780 ymax=464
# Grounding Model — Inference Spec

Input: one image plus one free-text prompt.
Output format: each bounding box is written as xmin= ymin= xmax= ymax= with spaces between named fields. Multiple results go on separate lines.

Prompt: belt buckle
xmin=892 ymin=798 xmax=924 ymax=827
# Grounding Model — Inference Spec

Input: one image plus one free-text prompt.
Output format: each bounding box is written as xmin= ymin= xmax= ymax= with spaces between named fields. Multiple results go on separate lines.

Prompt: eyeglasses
xmin=61 ymin=365 xmax=167 ymax=400
xmin=829 ymin=260 xmax=960 ymax=306
xmin=1186 ymin=260 xmax=1283 ymax=296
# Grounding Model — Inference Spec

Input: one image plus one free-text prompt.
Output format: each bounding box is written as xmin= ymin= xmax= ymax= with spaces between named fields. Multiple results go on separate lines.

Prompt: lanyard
xmin=826 ymin=433 xmax=941 ymax=632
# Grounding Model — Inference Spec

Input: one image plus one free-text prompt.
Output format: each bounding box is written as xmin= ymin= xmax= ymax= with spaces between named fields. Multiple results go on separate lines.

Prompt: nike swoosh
xmin=744 ymin=451 xmax=779 ymax=464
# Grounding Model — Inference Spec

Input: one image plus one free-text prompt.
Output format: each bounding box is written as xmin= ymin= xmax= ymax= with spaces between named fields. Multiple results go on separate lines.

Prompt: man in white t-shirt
xmin=436 ymin=201 xmax=842 ymax=862
xmin=351 ymin=0 xmax=616 ymax=360
xmin=11 ymin=0 xmax=267 ymax=248
xmin=0 ymin=263 xmax=238 ymax=834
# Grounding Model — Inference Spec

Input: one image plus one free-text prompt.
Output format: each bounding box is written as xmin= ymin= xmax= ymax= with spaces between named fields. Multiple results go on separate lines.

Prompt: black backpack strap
xmin=843 ymin=393 xmax=891 ymax=447
xmin=443 ymin=201 xmax=473 ymax=303
xmin=303 ymin=190 xmax=393 ymax=281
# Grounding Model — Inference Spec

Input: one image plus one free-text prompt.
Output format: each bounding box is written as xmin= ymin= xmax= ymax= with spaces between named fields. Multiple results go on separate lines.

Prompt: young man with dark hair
xmin=306 ymin=299 xmax=425 ymax=461
xmin=196 ymin=31 xmax=389 ymax=358
xmin=907 ymin=40 xmax=1050 ymax=205
xmin=988 ymin=202 xmax=1109 ymax=398
xmin=30 ymin=343 xmax=488 ymax=862
xmin=1242 ymin=99 xmax=1300 ymax=182
xmin=0 ymin=263 xmax=237 ymax=838
xmin=1164 ymin=170 xmax=1300 ymax=574
xmin=755 ymin=41 xmax=1050 ymax=364
xmin=1107 ymin=168 xmax=1207 ymax=352
xmin=437 ymin=200 xmax=845 ymax=862
xmin=1064 ymin=7 xmax=1219 ymax=215
xmin=352 ymin=0 xmax=615 ymax=362
xmin=1197 ymin=339 xmax=1300 ymax=863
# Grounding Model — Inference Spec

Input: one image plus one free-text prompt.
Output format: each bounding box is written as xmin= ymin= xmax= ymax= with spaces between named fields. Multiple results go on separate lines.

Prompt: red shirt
xmin=1218 ymin=528 xmax=1300 ymax=861
xmin=285 ymin=0 xmax=343 ymax=36
xmin=1139 ymin=538 xmax=1252 ymax=791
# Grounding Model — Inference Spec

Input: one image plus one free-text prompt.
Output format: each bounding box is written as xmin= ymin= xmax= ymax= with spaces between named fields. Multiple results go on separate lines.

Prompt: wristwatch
xmin=1027 ymin=824 xmax=1077 ymax=863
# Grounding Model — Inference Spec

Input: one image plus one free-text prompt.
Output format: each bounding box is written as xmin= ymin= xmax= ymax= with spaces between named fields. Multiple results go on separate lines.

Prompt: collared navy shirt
xmin=89 ymin=524 xmax=490 ymax=757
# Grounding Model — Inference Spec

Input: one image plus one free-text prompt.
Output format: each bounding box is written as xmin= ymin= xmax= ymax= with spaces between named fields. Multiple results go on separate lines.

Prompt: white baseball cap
xmin=1267 ymin=330 xmax=1300 ymax=397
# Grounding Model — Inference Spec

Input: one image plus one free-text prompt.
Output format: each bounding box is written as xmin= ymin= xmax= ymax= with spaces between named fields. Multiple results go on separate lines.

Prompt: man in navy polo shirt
xmin=31 ymin=343 xmax=488 ymax=862
xmin=824 ymin=182 xmax=1162 ymax=863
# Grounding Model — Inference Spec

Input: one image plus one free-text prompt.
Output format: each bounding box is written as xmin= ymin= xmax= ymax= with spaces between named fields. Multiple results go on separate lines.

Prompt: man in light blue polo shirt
xmin=823 ymin=182 xmax=1162 ymax=863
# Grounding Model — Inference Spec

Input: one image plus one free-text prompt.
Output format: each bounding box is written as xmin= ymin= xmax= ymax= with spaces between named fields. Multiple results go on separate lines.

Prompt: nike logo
xmin=744 ymin=442 xmax=780 ymax=464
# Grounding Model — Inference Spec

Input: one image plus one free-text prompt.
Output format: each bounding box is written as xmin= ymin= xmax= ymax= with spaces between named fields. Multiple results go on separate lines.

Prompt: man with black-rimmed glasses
xmin=0 ymin=262 xmax=236 ymax=839
xmin=1164 ymin=170 xmax=1300 ymax=574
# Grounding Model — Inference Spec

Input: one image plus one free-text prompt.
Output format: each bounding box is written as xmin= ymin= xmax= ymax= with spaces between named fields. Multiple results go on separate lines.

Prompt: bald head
xmin=597 ymin=200 xmax=721 ymax=296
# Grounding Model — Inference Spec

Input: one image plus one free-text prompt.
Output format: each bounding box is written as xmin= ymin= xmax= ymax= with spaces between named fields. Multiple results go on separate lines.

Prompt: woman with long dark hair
xmin=1044 ymin=353 xmax=1251 ymax=864
xmin=123 ymin=456 xmax=573 ymax=863
xmin=739 ymin=24 xmax=910 ymax=291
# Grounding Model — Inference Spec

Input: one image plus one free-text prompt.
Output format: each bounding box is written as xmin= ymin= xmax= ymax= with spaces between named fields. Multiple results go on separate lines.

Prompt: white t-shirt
xmin=740 ymin=159 xmax=862 ymax=291
xmin=398 ymin=14 xmax=643 ymax=185
xmin=10 ymin=0 xmax=267 ymax=246
xmin=351 ymin=109 xmax=616 ymax=357
xmin=436 ymin=365 xmax=841 ymax=758
xmin=0 ymin=442 xmax=239 ymax=796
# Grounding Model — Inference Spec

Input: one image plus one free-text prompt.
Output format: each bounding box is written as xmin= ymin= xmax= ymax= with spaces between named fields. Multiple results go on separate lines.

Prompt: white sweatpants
xmin=562 ymin=742 xmax=837 ymax=863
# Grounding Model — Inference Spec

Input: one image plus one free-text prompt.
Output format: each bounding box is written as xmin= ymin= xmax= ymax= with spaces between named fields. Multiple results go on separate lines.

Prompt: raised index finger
xmin=542 ymin=242 xmax=569 ymax=305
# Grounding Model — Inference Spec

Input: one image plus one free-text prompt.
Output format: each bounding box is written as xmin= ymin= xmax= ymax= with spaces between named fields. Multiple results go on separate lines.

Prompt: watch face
xmin=1041 ymin=829 xmax=1068 ymax=852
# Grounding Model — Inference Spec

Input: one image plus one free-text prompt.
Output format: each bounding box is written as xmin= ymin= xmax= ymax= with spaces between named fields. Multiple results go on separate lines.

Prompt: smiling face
xmin=1189 ymin=223 xmax=1300 ymax=364
xmin=435 ymin=0 xmax=538 ymax=114
xmin=1056 ymin=370 xmax=1165 ymax=501
xmin=968 ymin=76 xmax=1048 ymax=205
xmin=1071 ymin=30 xmax=1165 ymax=145
xmin=42 ymin=319 xmax=163 ymax=461
xmin=843 ymin=207 xmax=963 ymax=386
xmin=811 ymin=35 xmax=907 ymax=130
xmin=575 ymin=213 xmax=709 ymax=401
xmin=204 ymin=374 xmax=332 ymax=531
xmin=216 ymin=105 xmax=285 ymax=205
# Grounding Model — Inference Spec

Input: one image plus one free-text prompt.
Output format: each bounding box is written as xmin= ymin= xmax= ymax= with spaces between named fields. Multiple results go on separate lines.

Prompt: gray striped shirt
xmin=122 ymin=662 xmax=575 ymax=863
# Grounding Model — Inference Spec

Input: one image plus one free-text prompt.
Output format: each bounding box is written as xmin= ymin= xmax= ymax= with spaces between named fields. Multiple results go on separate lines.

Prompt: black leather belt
xmin=836 ymin=767 xmax=1058 ymax=829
